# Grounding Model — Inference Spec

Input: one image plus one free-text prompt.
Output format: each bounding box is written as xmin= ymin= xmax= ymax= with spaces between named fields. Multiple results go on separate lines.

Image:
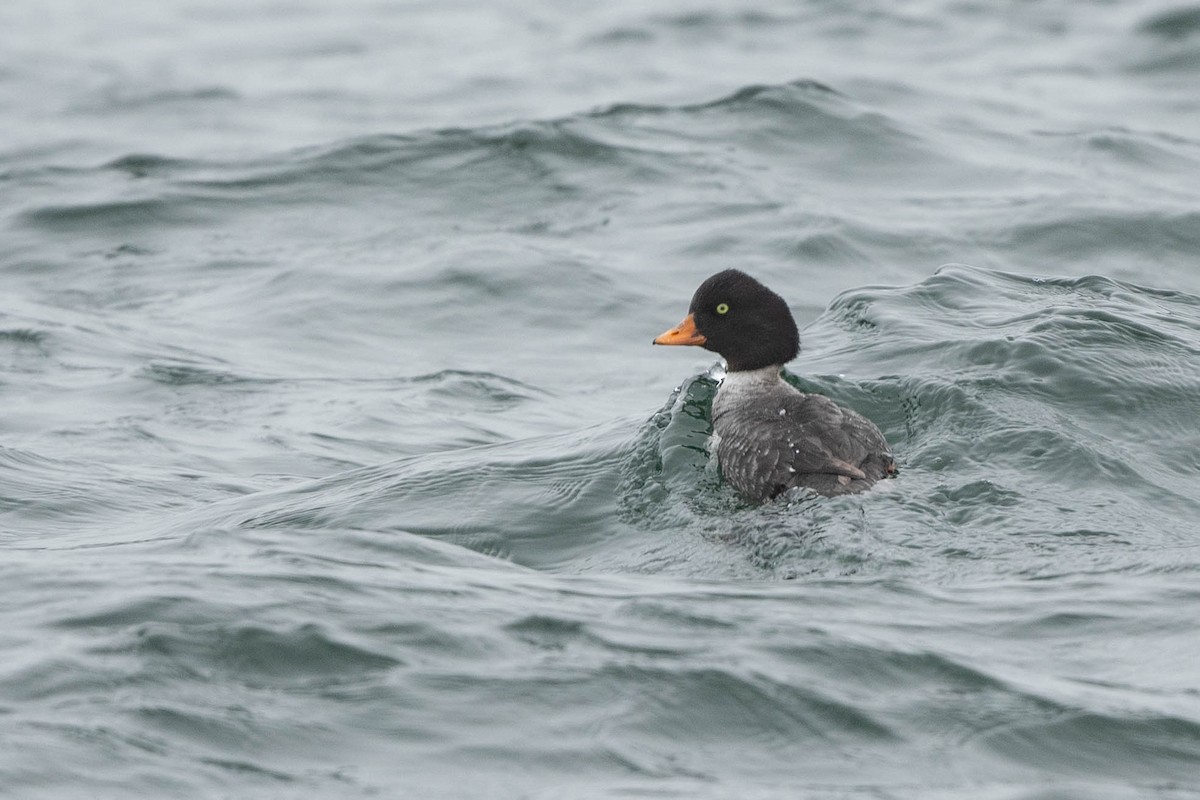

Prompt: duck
xmin=653 ymin=269 xmax=895 ymax=501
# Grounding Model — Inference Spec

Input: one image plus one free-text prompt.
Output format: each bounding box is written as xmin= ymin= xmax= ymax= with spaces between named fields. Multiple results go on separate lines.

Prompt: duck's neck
xmin=719 ymin=364 xmax=785 ymax=392
xmin=712 ymin=365 xmax=787 ymax=427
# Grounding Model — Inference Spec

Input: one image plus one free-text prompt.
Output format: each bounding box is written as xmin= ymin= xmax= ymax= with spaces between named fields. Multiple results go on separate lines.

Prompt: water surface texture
xmin=3 ymin=1 xmax=1200 ymax=798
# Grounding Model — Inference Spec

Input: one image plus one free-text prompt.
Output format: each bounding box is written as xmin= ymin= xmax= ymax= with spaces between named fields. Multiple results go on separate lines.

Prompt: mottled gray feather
xmin=711 ymin=368 xmax=894 ymax=502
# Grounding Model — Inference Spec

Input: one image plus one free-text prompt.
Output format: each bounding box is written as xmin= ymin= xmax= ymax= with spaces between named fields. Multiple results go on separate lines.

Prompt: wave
xmin=11 ymin=76 xmax=940 ymax=238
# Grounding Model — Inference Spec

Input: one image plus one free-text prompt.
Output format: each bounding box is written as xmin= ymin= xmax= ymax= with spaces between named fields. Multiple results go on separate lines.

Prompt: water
xmin=3 ymin=1 xmax=1200 ymax=797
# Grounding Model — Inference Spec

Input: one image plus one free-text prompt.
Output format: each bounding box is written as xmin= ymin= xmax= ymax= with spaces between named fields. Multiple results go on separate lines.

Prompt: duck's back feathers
xmin=712 ymin=371 xmax=894 ymax=502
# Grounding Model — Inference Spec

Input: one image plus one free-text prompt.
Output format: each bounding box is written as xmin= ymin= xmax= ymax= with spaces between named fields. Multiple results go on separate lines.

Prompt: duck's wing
xmin=717 ymin=393 xmax=893 ymax=501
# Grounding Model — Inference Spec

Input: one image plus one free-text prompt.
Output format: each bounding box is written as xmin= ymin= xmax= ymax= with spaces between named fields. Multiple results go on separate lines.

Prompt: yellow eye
xmin=716 ymin=303 xmax=729 ymax=315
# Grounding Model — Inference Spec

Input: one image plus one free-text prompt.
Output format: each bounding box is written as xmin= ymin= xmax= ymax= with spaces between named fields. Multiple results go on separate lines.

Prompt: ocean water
xmin=3 ymin=1 xmax=1200 ymax=797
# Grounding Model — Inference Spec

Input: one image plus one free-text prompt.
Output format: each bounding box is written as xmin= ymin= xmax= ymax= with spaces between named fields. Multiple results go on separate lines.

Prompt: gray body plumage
xmin=711 ymin=367 xmax=894 ymax=502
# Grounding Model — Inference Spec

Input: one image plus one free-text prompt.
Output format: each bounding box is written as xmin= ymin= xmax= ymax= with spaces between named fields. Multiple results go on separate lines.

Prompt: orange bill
xmin=653 ymin=313 xmax=706 ymax=346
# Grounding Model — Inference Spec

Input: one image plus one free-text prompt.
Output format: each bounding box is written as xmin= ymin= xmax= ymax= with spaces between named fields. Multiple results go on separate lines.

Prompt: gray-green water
xmin=3 ymin=2 xmax=1200 ymax=798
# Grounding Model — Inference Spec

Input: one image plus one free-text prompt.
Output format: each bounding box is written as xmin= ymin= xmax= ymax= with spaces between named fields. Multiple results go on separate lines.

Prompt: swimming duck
xmin=654 ymin=269 xmax=895 ymax=501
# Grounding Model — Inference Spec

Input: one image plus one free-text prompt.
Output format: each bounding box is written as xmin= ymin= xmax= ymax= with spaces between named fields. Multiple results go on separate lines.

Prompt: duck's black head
xmin=653 ymin=269 xmax=800 ymax=372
